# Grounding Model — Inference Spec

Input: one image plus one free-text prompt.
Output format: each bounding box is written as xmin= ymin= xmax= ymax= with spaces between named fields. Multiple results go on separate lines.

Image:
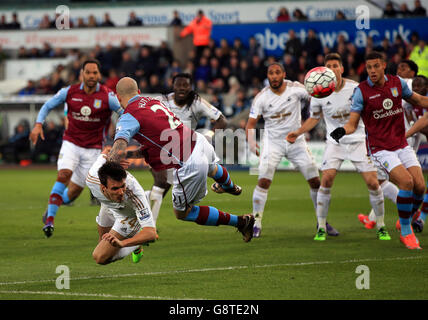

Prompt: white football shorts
xmin=321 ymin=140 xmax=377 ymax=173
xmin=172 ymin=132 xmax=219 ymax=211
xmin=371 ymin=146 xmax=421 ymax=177
xmin=258 ymin=136 xmax=319 ymax=181
xmin=57 ymin=140 xmax=101 ymax=188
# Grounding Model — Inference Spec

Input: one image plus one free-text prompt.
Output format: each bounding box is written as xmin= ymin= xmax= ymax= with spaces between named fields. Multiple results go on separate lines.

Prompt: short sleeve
xmin=249 ymin=95 xmax=263 ymax=119
xmin=350 ymin=87 xmax=364 ymax=114
xmin=309 ymin=98 xmax=322 ymax=119
xmin=400 ymin=78 xmax=413 ymax=99
xmin=197 ymin=98 xmax=222 ymax=121
xmin=114 ymin=113 xmax=140 ymax=143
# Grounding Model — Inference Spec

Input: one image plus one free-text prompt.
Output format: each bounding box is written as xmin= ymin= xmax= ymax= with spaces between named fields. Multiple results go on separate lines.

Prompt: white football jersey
xmin=249 ymin=80 xmax=310 ymax=141
xmin=86 ymin=154 xmax=155 ymax=229
xmin=401 ymin=78 xmax=422 ymax=151
xmin=310 ymin=79 xmax=366 ymax=144
xmin=159 ymin=93 xmax=222 ymax=130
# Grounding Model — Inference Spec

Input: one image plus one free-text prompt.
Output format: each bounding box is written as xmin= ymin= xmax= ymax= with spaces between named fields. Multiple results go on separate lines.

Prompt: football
xmin=304 ymin=66 xmax=337 ymax=98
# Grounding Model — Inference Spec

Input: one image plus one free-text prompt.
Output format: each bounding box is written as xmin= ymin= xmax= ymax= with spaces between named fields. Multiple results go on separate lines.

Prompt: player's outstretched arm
xmin=108 ymin=138 xmax=128 ymax=163
xmin=286 ymin=117 xmax=320 ymax=144
xmin=405 ymin=92 xmax=428 ymax=109
xmin=406 ymin=113 xmax=428 ymax=138
xmin=245 ymin=117 xmax=260 ymax=156
xmin=102 ymin=227 xmax=156 ymax=248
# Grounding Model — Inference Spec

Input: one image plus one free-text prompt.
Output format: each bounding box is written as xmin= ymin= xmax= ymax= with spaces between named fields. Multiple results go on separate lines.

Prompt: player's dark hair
xmin=267 ymin=62 xmax=285 ymax=72
xmin=365 ymin=51 xmax=384 ymax=62
xmin=414 ymin=75 xmax=428 ymax=86
xmin=82 ymin=59 xmax=101 ymax=72
xmin=401 ymin=59 xmax=419 ymax=76
xmin=324 ymin=53 xmax=342 ymax=65
xmin=98 ymin=161 xmax=127 ymax=187
xmin=169 ymin=73 xmax=200 ymax=108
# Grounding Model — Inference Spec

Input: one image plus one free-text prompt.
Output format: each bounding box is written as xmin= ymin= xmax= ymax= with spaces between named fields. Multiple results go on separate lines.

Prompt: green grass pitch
xmin=0 ymin=168 xmax=427 ymax=300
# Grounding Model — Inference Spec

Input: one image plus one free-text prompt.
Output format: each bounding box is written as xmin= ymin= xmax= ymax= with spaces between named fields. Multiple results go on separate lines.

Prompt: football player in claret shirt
xmin=330 ymin=51 xmax=428 ymax=250
xmin=30 ymin=59 xmax=123 ymax=238
xmin=108 ymin=77 xmax=255 ymax=243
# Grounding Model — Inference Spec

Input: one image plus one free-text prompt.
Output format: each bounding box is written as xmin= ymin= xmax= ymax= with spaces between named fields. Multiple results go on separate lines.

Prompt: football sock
xmin=213 ymin=164 xmax=234 ymax=190
xmin=253 ymin=185 xmax=268 ymax=226
xmin=411 ymin=192 xmax=424 ymax=219
xmin=380 ymin=180 xmax=398 ymax=204
xmin=368 ymin=209 xmax=376 ymax=222
xmin=397 ymin=189 xmax=413 ymax=236
xmin=184 ymin=206 xmax=238 ymax=226
xmin=47 ymin=181 xmax=66 ymax=219
xmin=61 ymin=187 xmax=71 ymax=205
xmin=310 ymin=188 xmax=319 ymax=210
xmin=316 ymin=187 xmax=330 ymax=230
xmin=369 ymin=187 xmax=385 ymax=228
xmin=420 ymin=191 xmax=428 ymax=223
xmin=111 ymin=245 xmax=139 ymax=262
xmin=149 ymin=186 xmax=164 ymax=225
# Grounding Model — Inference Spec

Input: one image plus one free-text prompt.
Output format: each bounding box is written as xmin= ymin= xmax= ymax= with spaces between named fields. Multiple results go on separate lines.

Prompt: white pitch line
xmin=0 ymin=255 xmax=423 ymax=287
xmin=0 ymin=290 xmax=200 ymax=300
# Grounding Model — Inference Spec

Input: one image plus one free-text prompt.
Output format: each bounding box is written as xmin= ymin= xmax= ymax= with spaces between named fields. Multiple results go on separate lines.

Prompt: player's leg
xmin=315 ymin=169 xmax=336 ymax=240
xmin=419 ymin=181 xmax=428 ymax=228
xmin=250 ymin=141 xmax=283 ymax=238
xmin=407 ymin=165 xmax=426 ymax=232
xmin=95 ymin=203 xmax=115 ymax=242
xmin=209 ymin=164 xmax=242 ymax=195
xmin=148 ymin=168 xmax=171 ymax=226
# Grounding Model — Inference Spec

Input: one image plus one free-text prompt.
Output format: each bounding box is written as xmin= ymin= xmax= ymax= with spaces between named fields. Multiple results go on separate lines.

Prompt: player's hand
xmin=120 ymin=159 xmax=131 ymax=170
xmin=249 ymin=142 xmax=260 ymax=157
xmin=29 ymin=123 xmax=44 ymax=145
xmin=286 ymin=131 xmax=299 ymax=144
xmin=405 ymin=130 xmax=412 ymax=139
xmin=101 ymin=146 xmax=112 ymax=155
xmin=102 ymin=233 xmax=124 ymax=248
xmin=330 ymin=127 xmax=346 ymax=143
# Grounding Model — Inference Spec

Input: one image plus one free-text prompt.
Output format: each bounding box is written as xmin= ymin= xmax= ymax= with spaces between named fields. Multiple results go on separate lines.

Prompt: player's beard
xmin=269 ymin=79 xmax=282 ymax=90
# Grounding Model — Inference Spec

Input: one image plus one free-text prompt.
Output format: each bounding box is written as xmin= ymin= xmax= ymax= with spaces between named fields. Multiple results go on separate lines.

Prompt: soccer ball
xmin=304 ymin=66 xmax=337 ymax=98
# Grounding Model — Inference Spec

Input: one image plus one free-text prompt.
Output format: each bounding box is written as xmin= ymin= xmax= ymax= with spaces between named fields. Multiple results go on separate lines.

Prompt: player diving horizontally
xmin=108 ymin=77 xmax=255 ymax=242
xmin=29 ymin=59 xmax=123 ymax=238
xmin=129 ymin=72 xmax=227 ymax=230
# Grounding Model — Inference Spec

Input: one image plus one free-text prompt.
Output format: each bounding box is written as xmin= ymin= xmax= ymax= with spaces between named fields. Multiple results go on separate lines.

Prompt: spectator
xmin=231 ymin=88 xmax=250 ymax=116
xmin=292 ymin=8 xmax=308 ymax=21
xmin=383 ymin=1 xmax=397 ymax=18
xmin=228 ymin=56 xmax=240 ymax=79
xmin=238 ymin=59 xmax=252 ymax=86
xmin=100 ymin=13 xmax=115 ymax=27
xmin=27 ymin=47 xmax=40 ymax=59
xmin=194 ymin=56 xmax=211 ymax=83
xmin=412 ymin=0 xmax=427 ymax=16
xmin=8 ymin=12 xmax=21 ymax=29
xmin=40 ymin=42 xmax=54 ymax=58
xmin=247 ymin=36 xmax=265 ymax=60
xmin=17 ymin=46 xmax=27 ymax=59
xmin=219 ymin=38 xmax=231 ymax=59
xmin=76 ymin=17 xmax=87 ymax=28
xmin=0 ymin=45 xmax=9 ymax=63
xmin=284 ymin=29 xmax=303 ymax=58
xmin=87 ymin=15 xmax=98 ymax=28
xmin=0 ymin=122 xmax=30 ymax=164
xmin=0 ymin=15 xmax=7 ymax=29
xmin=282 ymin=53 xmax=298 ymax=81
xmin=410 ymin=39 xmax=428 ymax=77
xmin=49 ymin=13 xmax=60 ymax=29
xmin=303 ymin=29 xmax=322 ymax=68
xmin=50 ymin=71 xmax=66 ymax=93
xmin=156 ymin=41 xmax=174 ymax=68
xmin=105 ymin=69 xmax=119 ymax=93
xmin=232 ymin=38 xmax=247 ymax=60
xmin=335 ymin=10 xmax=347 ymax=20
xmin=35 ymin=77 xmax=52 ymax=95
xmin=18 ymin=80 xmax=36 ymax=96
xmin=135 ymin=46 xmax=155 ymax=80
xmin=148 ymin=74 xmax=167 ymax=94
xmin=119 ymin=51 xmax=137 ymax=78
xmin=170 ymin=10 xmax=183 ymax=26
xmin=180 ymin=10 xmax=213 ymax=64
xmin=277 ymin=7 xmax=290 ymax=22
xmin=39 ymin=15 xmax=52 ymax=29
xmin=128 ymin=11 xmax=143 ymax=26
xmin=398 ymin=3 xmax=413 ymax=17
xmin=32 ymin=121 xmax=63 ymax=163
xmin=248 ymin=54 xmax=266 ymax=84
xmin=209 ymin=57 xmax=221 ymax=81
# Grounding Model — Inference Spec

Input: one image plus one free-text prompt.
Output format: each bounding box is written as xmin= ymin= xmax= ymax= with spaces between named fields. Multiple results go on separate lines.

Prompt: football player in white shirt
xmin=133 ymin=73 xmax=227 ymax=231
xmin=86 ymin=152 xmax=157 ymax=265
xmin=246 ymin=62 xmax=339 ymax=238
xmin=287 ymin=53 xmax=390 ymax=241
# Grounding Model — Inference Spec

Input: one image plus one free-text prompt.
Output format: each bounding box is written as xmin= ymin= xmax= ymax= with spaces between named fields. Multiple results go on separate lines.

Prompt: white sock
xmin=253 ymin=185 xmax=268 ymax=227
xmin=310 ymin=188 xmax=319 ymax=210
xmin=150 ymin=186 xmax=165 ymax=225
xmin=111 ymin=245 xmax=139 ymax=262
xmin=316 ymin=187 xmax=331 ymax=230
xmin=369 ymin=187 xmax=385 ymax=228
xmin=380 ymin=180 xmax=398 ymax=204
xmin=368 ymin=209 xmax=376 ymax=222
xmin=145 ymin=190 xmax=151 ymax=205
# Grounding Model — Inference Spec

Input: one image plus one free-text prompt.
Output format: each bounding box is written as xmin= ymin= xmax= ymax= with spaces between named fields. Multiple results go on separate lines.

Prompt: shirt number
xmin=150 ymin=104 xmax=181 ymax=130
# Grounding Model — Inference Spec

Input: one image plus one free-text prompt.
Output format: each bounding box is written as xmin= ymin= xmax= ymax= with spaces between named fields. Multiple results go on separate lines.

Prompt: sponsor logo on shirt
xmin=382 ymin=98 xmax=393 ymax=110
xmin=369 ymin=94 xmax=381 ymax=100
xmin=72 ymin=98 xmax=83 ymax=102
xmin=372 ymin=107 xmax=402 ymax=119
xmin=80 ymin=106 xmax=92 ymax=116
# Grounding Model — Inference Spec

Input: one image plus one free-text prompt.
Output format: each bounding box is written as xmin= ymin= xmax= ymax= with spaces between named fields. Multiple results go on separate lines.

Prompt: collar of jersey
xmin=79 ymin=82 xmax=100 ymax=91
xmin=367 ymin=75 xmax=388 ymax=87
xmin=127 ymin=94 xmax=141 ymax=104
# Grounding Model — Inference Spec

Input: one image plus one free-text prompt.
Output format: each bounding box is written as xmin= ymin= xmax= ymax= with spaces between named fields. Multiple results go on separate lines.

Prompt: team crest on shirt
xmin=382 ymin=98 xmax=393 ymax=110
xmin=93 ymin=99 xmax=102 ymax=109
xmin=383 ymin=161 xmax=389 ymax=169
xmin=390 ymin=87 xmax=399 ymax=97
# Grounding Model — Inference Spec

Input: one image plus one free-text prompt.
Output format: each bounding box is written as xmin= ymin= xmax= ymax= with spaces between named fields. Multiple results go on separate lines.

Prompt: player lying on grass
xmin=87 ymin=152 xmax=156 ymax=265
xmin=108 ymin=77 xmax=254 ymax=242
